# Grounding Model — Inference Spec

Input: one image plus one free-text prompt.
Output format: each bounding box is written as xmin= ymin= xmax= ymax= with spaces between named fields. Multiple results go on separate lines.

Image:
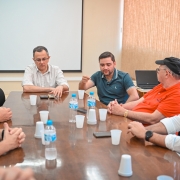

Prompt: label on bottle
xmin=69 ymin=102 xmax=78 ymax=109
xmin=87 ymin=99 xmax=96 ymax=107
xmin=44 ymin=133 xmax=57 ymax=142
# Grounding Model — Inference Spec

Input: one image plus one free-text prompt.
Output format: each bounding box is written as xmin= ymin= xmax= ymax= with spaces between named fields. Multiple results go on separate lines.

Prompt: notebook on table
xmin=135 ymin=70 xmax=159 ymax=89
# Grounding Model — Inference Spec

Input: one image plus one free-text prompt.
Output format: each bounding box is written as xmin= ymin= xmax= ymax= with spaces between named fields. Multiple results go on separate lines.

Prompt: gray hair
xmin=165 ymin=66 xmax=180 ymax=80
xmin=33 ymin=46 xmax=49 ymax=57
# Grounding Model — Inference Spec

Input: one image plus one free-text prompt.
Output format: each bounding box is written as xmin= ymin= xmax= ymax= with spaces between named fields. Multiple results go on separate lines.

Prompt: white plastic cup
xmin=30 ymin=95 xmax=37 ymax=105
xmin=99 ymin=109 xmax=107 ymax=121
xmin=87 ymin=109 xmax=97 ymax=124
xmin=39 ymin=111 xmax=49 ymax=124
xmin=75 ymin=115 xmax=85 ymax=128
xmin=34 ymin=121 xmax=44 ymax=138
xmin=110 ymin=129 xmax=122 ymax=145
xmin=157 ymin=175 xmax=174 ymax=180
xmin=78 ymin=90 xmax=85 ymax=99
xmin=118 ymin=154 xmax=133 ymax=177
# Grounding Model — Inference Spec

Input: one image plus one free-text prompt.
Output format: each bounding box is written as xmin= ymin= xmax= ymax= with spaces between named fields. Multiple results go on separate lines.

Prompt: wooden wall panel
xmin=121 ymin=0 xmax=180 ymax=79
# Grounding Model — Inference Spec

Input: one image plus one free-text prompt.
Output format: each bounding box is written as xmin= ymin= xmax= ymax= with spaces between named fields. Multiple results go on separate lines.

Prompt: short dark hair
xmin=33 ymin=46 xmax=49 ymax=57
xmin=99 ymin=51 xmax=115 ymax=62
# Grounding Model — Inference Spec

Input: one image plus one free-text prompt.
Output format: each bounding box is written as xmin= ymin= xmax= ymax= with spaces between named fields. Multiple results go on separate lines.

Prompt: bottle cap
xmin=90 ymin=92 xmax=94 ymax=95
xmin=72 ymin=94 xmax=76 ymax=97
xmin=47 ymin=120 xmax=53 ymax=125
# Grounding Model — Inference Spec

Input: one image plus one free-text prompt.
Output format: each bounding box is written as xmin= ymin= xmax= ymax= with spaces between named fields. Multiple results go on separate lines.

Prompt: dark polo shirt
xmin=91 ymin=69 xmax=134 ymax=105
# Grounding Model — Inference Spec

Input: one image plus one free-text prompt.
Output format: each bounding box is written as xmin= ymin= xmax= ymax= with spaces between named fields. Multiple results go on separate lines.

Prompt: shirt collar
xmin=35 ymin=64 xmax=50 ymax=74
xmin=101 ymin=68 xmax=117 ymax=81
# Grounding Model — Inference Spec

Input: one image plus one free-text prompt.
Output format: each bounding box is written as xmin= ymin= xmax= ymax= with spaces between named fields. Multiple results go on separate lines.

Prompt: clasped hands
xmin=107 ymin=99 xmax=125 ymax=116
xmin=108 ymin=100 xmax=147 ymax=139
xmin=3 ymin=123 xmax=25 ymax=150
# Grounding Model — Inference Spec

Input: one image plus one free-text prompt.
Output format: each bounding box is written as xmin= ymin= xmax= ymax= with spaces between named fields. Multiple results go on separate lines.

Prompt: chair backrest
xmin=0 ymin=88 xmax=5 ymax=106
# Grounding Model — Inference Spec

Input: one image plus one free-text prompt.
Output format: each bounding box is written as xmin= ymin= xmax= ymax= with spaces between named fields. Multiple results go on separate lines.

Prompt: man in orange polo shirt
xmin=108 ymin=57 xmax=180 ymax=124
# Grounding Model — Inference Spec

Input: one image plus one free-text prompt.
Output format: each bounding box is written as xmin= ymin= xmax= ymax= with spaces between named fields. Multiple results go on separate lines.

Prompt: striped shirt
xmin=22 ymin=63 xmax=69 ymax=88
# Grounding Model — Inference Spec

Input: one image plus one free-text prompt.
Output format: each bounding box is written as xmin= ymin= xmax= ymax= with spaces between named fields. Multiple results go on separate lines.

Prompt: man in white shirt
xmin=128 ymin=115 xmax=180 ymax=153
xmin=22 ymin=46 xmax=69 ymax=97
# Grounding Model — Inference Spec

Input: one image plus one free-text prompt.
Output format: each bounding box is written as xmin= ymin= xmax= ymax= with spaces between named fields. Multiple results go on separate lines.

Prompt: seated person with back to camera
xmin=0 ymin=89 xmax=12 ymax=123
xmin=108 ymin=57 xmax=180 ymax=124
xmin=22 ymin=46 xmax=69 ymax=97
xmin=79 ymin=51 xmax=139 ymax=105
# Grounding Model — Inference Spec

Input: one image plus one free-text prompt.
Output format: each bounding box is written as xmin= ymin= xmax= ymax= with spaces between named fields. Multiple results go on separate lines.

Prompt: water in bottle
xmin=44 ymin=120 xmax=57 ymax=160
xmin=87 ymin=91 xmax=96 ymax=118
xmin=69 ymin=93 xmax=78 ymax=123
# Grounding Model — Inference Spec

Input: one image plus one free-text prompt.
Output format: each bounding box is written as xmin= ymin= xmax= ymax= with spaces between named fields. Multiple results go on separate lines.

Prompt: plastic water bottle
xmin=87 ymin=91 xmax=96 ymax=118
xmin=44 ymin=120 xmax=57 ymax=160
xmin=69 ymin=94 xmax=78 ymax=123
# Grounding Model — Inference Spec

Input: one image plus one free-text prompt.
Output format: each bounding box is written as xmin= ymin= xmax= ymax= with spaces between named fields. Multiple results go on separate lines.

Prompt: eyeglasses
xmin=34 ymin=57 xmax=49 ymax=63
xmin=156 ymin=68 xmax=166 ymax=73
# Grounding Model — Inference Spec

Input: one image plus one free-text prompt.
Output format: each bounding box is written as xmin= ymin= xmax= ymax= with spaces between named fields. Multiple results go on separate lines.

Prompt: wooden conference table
xmin=1 ymin=91 xmax=180 ymax=180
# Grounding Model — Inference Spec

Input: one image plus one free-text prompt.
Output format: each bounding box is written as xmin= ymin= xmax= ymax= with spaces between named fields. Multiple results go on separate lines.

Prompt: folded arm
xmin=23 ymin=85 xmax=52 ymax=93
xmin=123 ymin=97 xmax=144 ymax=110
xmin=128 ymin=121 xmax=180 ymax=153
xmin=108 ymin=101 xmax=165 ymax=124
xmin=125 ymin=109 xmax=165 ymax=124
xmin=128 ymin=122 xmax=166 ymax=147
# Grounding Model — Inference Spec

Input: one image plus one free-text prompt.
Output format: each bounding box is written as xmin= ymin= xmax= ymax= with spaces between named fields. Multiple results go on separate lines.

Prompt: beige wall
xmin=121 ymin=0 xmax=180 ymax=79
xmin=1 ymin=0 xmax=180 ymax=95
xmin=0 ymin=0 xmax=121 ymax=97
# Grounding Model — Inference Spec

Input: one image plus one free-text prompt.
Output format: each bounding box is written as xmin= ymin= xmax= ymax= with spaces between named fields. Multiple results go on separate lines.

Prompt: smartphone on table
xmin=77 ymin=108 xmax=87 ymax=114
xmin=93 ymin=131 xmax=111 ymax=138
xmin=40 ymin=95 xmax=49 ymax=99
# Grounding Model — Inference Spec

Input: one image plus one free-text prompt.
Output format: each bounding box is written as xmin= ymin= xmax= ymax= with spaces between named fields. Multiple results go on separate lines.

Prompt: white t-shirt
xmin=161 ymin=115 xmax=180 ymax=153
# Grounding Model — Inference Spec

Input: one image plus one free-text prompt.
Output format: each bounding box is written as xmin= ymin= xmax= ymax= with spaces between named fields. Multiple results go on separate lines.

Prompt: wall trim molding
xmin=0 ymin=77 xmax=82 ymax=82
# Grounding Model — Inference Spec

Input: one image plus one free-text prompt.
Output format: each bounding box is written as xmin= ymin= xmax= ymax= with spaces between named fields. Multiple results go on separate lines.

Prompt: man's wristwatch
xmin=145 ymin=131 xmax=153 ymax=141
xmin=1 ymin=129 xmax=4 ymax=141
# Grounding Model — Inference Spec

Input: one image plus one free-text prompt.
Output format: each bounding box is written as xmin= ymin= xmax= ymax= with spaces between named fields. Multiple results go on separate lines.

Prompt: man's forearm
xmin=148 ymin=133 xmax=166 ymax=148
xmin=123 ymin=97 xmax=144 ymax=110
xmin=125 ymin=95 xmax=139 ymax=103
xmin=126 ymin=111 xmax=164 ymax=124
xmin=23 ymin=85 xmax=52 ymax=93
xmin=146 ymin=122 xmax=168 ymax=135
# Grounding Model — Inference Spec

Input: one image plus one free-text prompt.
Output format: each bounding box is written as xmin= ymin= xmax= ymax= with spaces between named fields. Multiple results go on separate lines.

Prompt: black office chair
xmin=0 ymin=88 xmax=5 ymax=106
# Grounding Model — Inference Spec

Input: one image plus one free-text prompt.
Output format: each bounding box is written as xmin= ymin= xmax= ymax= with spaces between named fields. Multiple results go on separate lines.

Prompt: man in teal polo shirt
xmin=79 ymin=51 xmax=139 ymax=105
